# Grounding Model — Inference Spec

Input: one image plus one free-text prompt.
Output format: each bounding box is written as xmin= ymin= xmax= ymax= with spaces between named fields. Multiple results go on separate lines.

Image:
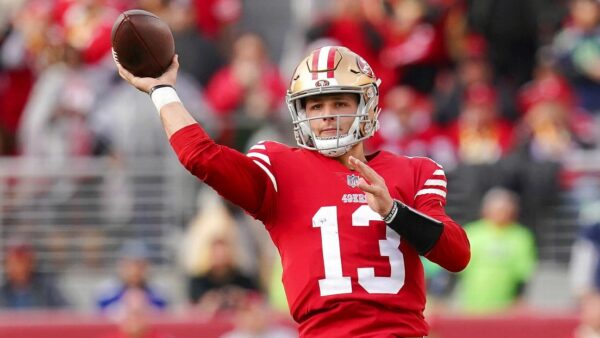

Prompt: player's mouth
xmin=318 ymin=129 xmax=348 ymax=139
xmin=319 ymin=128 xmax=340 ymax=137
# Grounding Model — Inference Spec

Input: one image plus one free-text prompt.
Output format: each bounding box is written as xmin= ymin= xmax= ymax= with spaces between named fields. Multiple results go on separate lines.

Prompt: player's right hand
xmin=116 ymin=55 xmax=179 ymax=94
xmin=349 ymin=156 xmax=394 ymax=218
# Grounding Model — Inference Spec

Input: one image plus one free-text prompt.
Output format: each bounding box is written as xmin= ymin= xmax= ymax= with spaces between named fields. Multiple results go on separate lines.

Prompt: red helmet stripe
xmin=326 ymin=47 xmax=336 ymax=78
xmin=311 ymin=48 xmax=321 ymax=80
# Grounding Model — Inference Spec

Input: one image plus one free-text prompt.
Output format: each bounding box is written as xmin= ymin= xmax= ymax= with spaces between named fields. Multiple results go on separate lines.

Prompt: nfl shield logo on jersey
xmin=347 ymin=174 xmax=360 ymax=188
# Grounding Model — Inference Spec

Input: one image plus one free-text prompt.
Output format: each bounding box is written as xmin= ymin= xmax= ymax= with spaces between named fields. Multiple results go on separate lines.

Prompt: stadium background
xmin=0 ymin=0 xmax=595 ymax=337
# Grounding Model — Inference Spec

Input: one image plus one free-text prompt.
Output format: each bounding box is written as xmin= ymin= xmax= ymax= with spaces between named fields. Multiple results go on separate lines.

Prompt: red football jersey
xmin=170 ymin=124 xmax=470 ymax=338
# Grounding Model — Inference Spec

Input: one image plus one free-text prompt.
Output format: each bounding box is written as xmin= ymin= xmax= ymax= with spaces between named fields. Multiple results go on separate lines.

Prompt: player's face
xmin=304 ymin=93 xmax=359 ymax=138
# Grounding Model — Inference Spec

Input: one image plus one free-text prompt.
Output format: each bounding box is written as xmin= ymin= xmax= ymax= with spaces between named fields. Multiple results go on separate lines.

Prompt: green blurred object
xmin=268 ymin=256 xmax=289 ymax=313
xmin=422 ymin=256 xmax=443 ymax=278
xmin=456 ymin=219 xmax=537 ymax=314
xmin=572 ymin=39 xmax=600 ymax=73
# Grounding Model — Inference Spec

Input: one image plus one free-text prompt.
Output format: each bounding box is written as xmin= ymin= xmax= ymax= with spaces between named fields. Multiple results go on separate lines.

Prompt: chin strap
xmin=318 ymin=144 xmax=351 ymax=157
xmin=384 ymin=200 xmax=444 ymax=255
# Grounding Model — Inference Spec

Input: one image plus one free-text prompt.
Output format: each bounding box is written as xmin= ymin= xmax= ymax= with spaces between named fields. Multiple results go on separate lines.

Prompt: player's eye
xmin=308 ymin=103 xmax=322 ymax=111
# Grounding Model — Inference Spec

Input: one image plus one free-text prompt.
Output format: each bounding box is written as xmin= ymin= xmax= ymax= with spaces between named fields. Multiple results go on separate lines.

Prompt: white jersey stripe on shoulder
xmin=247 ymin=152 xmax=271 ymax=165
xmin=253 ymin=160 xmax=278 ymax=192
xmin=249 ymin=144 xmax=266 ymax=151
xmin=424 ymin=179 xmax=447 ymax=188
xmin=415 ymin=188 xmax=447 ymax=199
xmin=432 ymin=169 xmax=445 ymax=176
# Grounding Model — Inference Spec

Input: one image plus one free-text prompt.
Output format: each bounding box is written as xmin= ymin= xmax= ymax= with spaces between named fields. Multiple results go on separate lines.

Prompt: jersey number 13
xmin=313 ymin=205 xmax=405 ymax=296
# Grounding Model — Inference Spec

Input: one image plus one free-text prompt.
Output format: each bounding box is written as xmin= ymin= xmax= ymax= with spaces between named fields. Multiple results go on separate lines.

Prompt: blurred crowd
xmin=3 ymin=0 xmax=600 ymax=335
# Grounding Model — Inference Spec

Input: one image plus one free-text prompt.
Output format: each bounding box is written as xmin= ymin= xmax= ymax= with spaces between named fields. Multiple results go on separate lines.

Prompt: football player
xmin=115 ymin=46 xmax=470 ymax=338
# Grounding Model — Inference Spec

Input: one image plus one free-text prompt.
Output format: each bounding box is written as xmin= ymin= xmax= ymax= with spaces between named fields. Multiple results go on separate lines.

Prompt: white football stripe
xmin=433 ymin=169 xmax=445 ymax=176
xmin=247 ymin=152 xmax=271 ymax=165
xmin=249 ymin=144 xmax=266 ymax=151
xmin=253 ymin=160 xmax=278 ymax=192
xmin=415 ymin=188 xmax=447 ymax=199
xmin=318 ymin=46 xmax=331 ymax=80
xmin=424 ymin=179 xmax=447 ymax=188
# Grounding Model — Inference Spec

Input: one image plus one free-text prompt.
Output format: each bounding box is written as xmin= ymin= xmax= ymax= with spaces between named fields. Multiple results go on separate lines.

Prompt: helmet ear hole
xmin=298 ymin=120 xmax=314 ymax=146
xmin=299 ymin=97 xmax=307 ymax=110
xmin=362 ymin=121 xmax=372 ymax=136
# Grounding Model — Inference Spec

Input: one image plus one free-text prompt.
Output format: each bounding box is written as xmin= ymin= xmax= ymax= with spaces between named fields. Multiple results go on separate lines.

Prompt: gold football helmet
xmin=286 ymin=46 xmax=381 ymax=157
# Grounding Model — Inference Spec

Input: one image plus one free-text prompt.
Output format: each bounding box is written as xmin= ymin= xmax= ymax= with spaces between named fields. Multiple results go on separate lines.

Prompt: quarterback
xmin=116 ymin=46 xmax=470 ymax=338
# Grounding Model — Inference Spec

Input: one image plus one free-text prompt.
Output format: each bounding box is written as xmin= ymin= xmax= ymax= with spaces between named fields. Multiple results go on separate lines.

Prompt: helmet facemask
xmin=286 ymin=46 xmax=382 ymax=158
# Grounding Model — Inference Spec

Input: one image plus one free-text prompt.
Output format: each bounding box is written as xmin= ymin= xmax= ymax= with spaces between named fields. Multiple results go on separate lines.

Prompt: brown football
xmin=111 ymin=9 xmax=174 ymax=78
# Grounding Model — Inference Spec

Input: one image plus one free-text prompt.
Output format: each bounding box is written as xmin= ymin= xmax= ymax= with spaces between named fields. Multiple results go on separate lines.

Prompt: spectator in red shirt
xmin=367 ymin=86 xmax=455 ymax=167
xmin=305 ymin=0 xmax=396 ymax=97
xmin=380 ymin=0 xmax=447 ymax=94
xmin=433 ymin=34 xmax=494 ymax=125
xmin=518 ymin=49 xmax=597 ymax=148
xmin=448 ymin=82 xmax=514 ymax=164
xmin=368 ymin=86 xmax=434 ymax=155
xmin=203 ymin=32 xmax=285 ymax=147
xmin=193 ymin=0 xmax=241 ymax=40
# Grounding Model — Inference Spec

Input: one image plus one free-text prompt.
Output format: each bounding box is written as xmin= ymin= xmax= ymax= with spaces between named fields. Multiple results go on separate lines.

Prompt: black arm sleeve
xmin=386 ymin=200 xmax=444 ymax=255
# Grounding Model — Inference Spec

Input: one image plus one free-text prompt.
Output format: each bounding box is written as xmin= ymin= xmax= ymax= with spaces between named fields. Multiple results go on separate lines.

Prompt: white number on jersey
xmin=312 ymin=206 xmax=405 ymax=296
xmin=313 ymin=206 xmax=352 ymax=296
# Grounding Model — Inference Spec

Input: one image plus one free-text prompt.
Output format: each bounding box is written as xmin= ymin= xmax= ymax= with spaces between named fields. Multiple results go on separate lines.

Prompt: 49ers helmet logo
xmin=315 ymin=79 xmax=330 ymax=87
xmin=357 ymin=57 xmax=374 ymax=78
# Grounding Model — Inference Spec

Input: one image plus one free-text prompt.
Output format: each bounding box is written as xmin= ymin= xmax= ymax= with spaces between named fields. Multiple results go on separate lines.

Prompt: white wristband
xmin=150 ymin=86 xmax=181 ymax=113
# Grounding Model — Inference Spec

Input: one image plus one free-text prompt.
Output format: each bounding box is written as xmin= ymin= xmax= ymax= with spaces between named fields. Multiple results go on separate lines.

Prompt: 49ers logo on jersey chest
xmin=342 ymin=193 xmax=367 ymax=203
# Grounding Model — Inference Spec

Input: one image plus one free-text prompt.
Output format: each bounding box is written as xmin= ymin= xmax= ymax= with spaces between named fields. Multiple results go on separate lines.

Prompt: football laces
xmin=111 ymin=48 xmax=121 ymax=66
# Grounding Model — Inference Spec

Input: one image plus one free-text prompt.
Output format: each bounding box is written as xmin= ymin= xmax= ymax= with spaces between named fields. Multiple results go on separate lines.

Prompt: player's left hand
xmin=349 ymin=156 xmax=394 ymax=218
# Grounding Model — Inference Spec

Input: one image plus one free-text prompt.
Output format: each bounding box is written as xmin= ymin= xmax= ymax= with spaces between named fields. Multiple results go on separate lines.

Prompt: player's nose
xmin=320 ymin=103 xmax=336 ymax=120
